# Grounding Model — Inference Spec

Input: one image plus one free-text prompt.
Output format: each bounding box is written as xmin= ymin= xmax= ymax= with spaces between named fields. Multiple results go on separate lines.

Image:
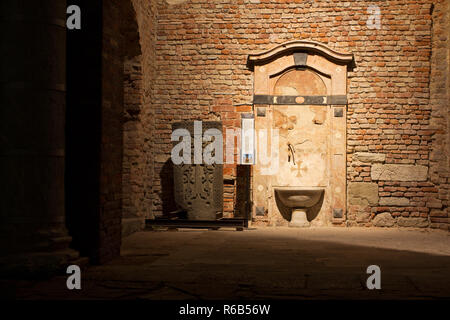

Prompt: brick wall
xmin=122 ymin=54 xmax=146 ymax=235
xmin=131 ymin=0 xmax=158 ymax=221
xmin=345 ymin=1 xmax=435 ymax=228
xmin=122 ymin=0 xmax=449 ymax=229
xmin=429 ymin=0 xmax=450 ymax=230
xmin=122 ymin=0 xmax=148 ymax=236
xmin=121 ymin=0 xmax=158 ymax=236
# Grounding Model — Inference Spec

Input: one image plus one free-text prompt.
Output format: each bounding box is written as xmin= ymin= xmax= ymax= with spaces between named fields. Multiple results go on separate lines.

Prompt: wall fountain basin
xmin=274 ymin=187 xmax=325 ymax=227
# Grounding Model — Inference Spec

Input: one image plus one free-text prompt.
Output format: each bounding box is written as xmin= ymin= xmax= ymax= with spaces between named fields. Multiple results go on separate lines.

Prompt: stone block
xmin=372 ymin=212 xmax=395 ymax=227
xmin=379 ymin=197 xmax=410 ymax=206
xmin=430 ymin=210 xmax=447 ymax=217
xmin=371 ymin=164 xmax=428 ymax=181
xmin=427 ymin=199 xmax=443 ymax=209
xmin=356 ymin=211 xmax=371 ymax=223
xmin=348 ymin=182 xmax=379 ymax=206
xmin=353 ymin=152 xmax=386 ymax=163
xmin=397 ymin=217 xmax=429 ymax=228
xmin=166 ymin=0 xmax=189 ymax=5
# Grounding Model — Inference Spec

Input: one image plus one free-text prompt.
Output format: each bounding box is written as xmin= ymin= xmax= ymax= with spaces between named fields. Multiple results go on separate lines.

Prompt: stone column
xmin=0 ymin=0 xmax=77 ymax=272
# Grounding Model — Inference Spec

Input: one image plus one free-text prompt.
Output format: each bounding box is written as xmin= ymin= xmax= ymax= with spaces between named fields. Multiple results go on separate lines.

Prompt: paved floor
xmin=3 ymin=227 xmax=450 ymax=299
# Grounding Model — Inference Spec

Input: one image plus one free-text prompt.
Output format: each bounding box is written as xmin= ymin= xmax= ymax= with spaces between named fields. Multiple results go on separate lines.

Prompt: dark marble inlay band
xmin=253 ymin=94 xmax=347 ymax=105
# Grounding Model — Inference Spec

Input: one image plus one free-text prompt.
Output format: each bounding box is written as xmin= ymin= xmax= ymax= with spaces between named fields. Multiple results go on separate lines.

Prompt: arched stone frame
xmin=247 ymin=40 xmax=354 ymax=226
xmin=248 ymin=40 xmax=352 ymax=97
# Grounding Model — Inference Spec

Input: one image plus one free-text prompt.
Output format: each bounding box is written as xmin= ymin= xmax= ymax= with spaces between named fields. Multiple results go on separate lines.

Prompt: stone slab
xmin=379 ymin=197 xmax=410 ymax=206
xmin=353 ymin=152 xmax=386 ymax=163
xmin=348 ymin=182 xmax=379 ymax=206
xmin=371 ymin=164 xmax=428 ymax=181
xmin=397 ymin=217 xmax=429 ymax=228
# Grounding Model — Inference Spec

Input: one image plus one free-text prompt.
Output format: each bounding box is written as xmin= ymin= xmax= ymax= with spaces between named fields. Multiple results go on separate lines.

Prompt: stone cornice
xmin=247 ymin=40 xmax=354 ymax=69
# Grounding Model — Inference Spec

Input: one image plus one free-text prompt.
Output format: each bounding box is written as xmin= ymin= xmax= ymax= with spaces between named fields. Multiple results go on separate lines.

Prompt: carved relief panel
xmin=172 ymin=121 xmax=223 ymax=220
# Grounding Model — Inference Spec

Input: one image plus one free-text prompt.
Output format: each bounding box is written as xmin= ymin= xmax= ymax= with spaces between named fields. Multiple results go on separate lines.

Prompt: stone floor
xmin=2 ymin=227 xmax=450 ymax=300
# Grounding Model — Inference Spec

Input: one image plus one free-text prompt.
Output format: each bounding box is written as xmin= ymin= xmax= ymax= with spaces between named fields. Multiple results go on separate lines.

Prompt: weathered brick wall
xmin=123 ymin=54 xmax=145 ymax=235
xmin=429 ymin=0 xmax=450 ymax=230
xmin=122 ymin=0 xmax=158 ymax=236
xmin=345 ymin=1 xmax=435 ymax=228
xmin=131 ymin=0 xmax=158 ymax=220
xmin=141 ymin=0 xmax=448 ymax=228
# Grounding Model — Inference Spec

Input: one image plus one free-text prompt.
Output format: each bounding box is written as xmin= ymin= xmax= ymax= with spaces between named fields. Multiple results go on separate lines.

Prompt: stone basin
xmin=274 ymin=187 xmax=324 ymax=209
xmin=274 ymin=187 xmax=325 ymax=227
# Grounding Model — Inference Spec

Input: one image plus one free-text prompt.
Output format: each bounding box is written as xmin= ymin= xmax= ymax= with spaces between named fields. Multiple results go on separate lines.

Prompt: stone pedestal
xmin=289 ymin=210 xmax=310 ymax=228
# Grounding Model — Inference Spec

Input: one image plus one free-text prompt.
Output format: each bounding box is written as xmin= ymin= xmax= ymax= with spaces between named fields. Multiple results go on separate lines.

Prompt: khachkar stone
xmin=172 ymin=121 xmax=223 ymax=220
xmin=371 ymin=164 xmax=428 ymax=181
